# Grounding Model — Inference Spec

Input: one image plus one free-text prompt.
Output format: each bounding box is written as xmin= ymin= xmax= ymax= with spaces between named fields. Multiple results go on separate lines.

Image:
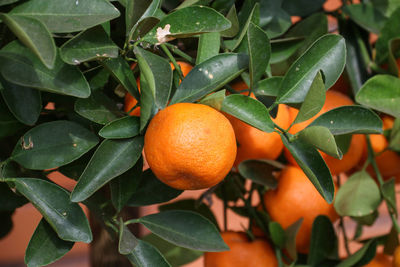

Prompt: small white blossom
xmin=156 ymin=24 xmax=174 ymax=45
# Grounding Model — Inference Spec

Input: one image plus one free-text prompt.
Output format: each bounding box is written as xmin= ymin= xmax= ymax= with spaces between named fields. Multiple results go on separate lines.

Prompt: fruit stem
xmin=160 ymin=44 xmax=185 ymax=80
xmin=164 ymin=43 xmax=195 ymax=64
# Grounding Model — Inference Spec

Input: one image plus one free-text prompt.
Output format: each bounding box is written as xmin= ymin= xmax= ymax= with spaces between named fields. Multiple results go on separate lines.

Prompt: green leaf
xmin=375 ymin=8 xmax=400 ymax=64
xmin=309 ymin=106 xmax=383 ymax=135
xmin=221 ymin=94 xmax=274 ymax=133
xmin=0 ymin=75 xmax=41 ymax=126
xmin=343 ymin=4 xmax=387 ymax=34
xmin=253 ymin=76 xmax=282 ymax=97
xmin=138 ymin=74 xmax=157 ymax=132
xmin=7 ymin=178 xmax=92 ymax=242
xmin=352 ymin=211 xmax=379 ymax=226
xmin=127 ymin=240 xmax=171 ymax=267
xmin=247 ymin=22 xmax=270 ymax=88
xmin=282 ymin=0 xmax=325 ymax=17
xmin=0 ymin=182 xmax=28 ymax=211
xmin=270 ymin=37 xmax=303 ymax=64
xmin=382 ymin=178 xmax=397 ymax=213
xmin=142 ymin=233 xmax=202 ymax=267
xmin=129 ymin=16 xmax=160 ymax=42
xmin=99 ymin=116 xmax=140 ymax=139
xmin=0 ymin=13 xmax=56 ymax=69
xmin=389 ymin=118 xmax=400 ymax=151
xmin=170 ymin=53 xmax=248 ymax=104
xmin=75 ymin=91 xmax=123 ymax=125
xmin=356 ymin=75 xmax=400 ymax=118
xmin=0 ymin=0 xmax=19 ymax=6
xmin=198 ymin=90 xmax=226 ymax=110
xmin=127 ymin=169 xmax=182 ymax=207
xmin=110 ymin=157 xmax=143 ymax=212
xmin=25 ymin=219 xmax=74 ymax=267
xmin=293 ymin=71 xmax=325 ymax=124
xmin=334 ymin=171 xmax=381 ymax=217
xmin=214 ymin=172 xmax=246 ymax=202
xmin=126 ymin=0 xmax=152 ymax=35
xmin=0 ymin=41 xmax=90 ymax=98
xmin=277 ymin=34 xmax=346 ymax=104
xmin=298 ymin=126 xmax=342 ymax=159
xmin=0 ymin=96 xmax=25 ymax=138
xmin=196 ymin=32 xmax=221 ymax=65
xmin=10 ymin=0 xmax=120 ymax=33
xmin=102 ymin=57 xmax=139 ymax=101
xmin=238 ymin=159 xmax=278 ymax=189
xmin=71 ymin=137 xmax=144 ymax=202
xmin=308 ymin=215 xmax=338 ymax=266
xmin=220 ymin=5 xmax=239 ymax=38
xmin=119 ymin=222 xmax=139 ymax=255
xmin=11 ymin=120 xmax=99 ymax=170
xmin=259 ymin=0 xmax=291 ymax=38
xmin=269 ymin=221 xmax=286 ymax=248
xmin=337 ymin=240 xmax=377 ymax=267
xmin=60 ymin=25 xmax=118 ymax=65
xmin=142 ymin=6 xmax=231 ymax=44
xmin=284 ymin=218 xmax=303 ymax=261
xmin=281 ymin=134 xmax=334 ymax=203
xmin=127 ymin=0 xmax=161 ymax=40
xmin=138 ymin=210 xmax=228 ymax=251
xmin=387 ymin=38 xmax=400 ymax=76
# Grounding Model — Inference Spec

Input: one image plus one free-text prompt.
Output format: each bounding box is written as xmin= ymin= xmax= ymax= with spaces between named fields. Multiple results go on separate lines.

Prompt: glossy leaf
xmin=0 ymin=13 xmax=56 ymax=69
xmin=375 ymin=8 xmax=400 ymax=64
xmin=389 ymin=118 xmax=400 ymax=151
xmin=282 ymin=0 xmax=325 ymax=17
xmin=99 ymin=116 xmax=140 ymax=139
xmin=0 ymin=75 xmax=41 ymax=126
xmin=387 ymin=38 xmax=400 ymax=76
xmin=270 ymin=37 xmax=303 ymax=64
xmin=138 ymin=210 xmax=228 ymax=251
xmin=71 ymin=137 xmax=144 ymax=202
xmin=259 ymin=0 xmax=291 ymax=38
xmin=138 ymin=74 xmax=156 ymax=132
xmin=119 ymin=223 xmax=139 ymax=255
xmin=0 ymin=0 xmax=19 ymax=6
xmin=170 ymin=53 xmax=248 ymax=104
xmin=196 ymin=32 xmax=220 ymax=64
xmin=269 ymin=221 xmax=286 ymax=248
xmin=60 ymin=26 xmax=118 ymax=65
xmin=198 ymin=90 xmax=225 ymax=110
xmin=277 ymin=34 xmax=346 ymax=104
xmin=25 ymin=219 xmax=74 ymax=267
xmin=142 ymin=6 xmax=231 ymax=44
xmin=129 ymin=16 xmax=160 ymax=42
xmin=142 ymin=233 xmax=203 ymax=267
xmin=10 ymin=0 xmax=120 ymax=33
xmin=127 ymin=169 xmax=182 ymax=207
xmin=0 ymin=182 xmax=28 ymax=211
xmin=126 ymin=0 xmax=152 ymax=35
xmin=7 ymin=178 xmax=92 ymax=242
xmin=11 ymin=120 xmax=99 ymax=170
xmin=221 ymin=94 xmax=274 ymax=133
xmin=285 ymin=218 xmax=303 ymax=261
xmin=293 ymin=71 xmax=325 ymax=124
xmin=238 ymin=159 xmax=278 ymax=189
xmin=220 ymin=5 xmax=239 ymax=38
xmin=356 ymin=75 xmax=400 ymax=118
xmin=334 ymin=171 xmax=381 ymax=217
xmin=253 ymin=76 xmax=282 ymax=97
xmin=298 ymin=126 xmax=341 ymax=159
xmin=0 ymin=41 xmax=90 ymax=98
xmin=0 ymin=96 xmax=25 ymax=138
xmin=337 ymin=240 xmax=377 ymax=267
xmin=127 ymin=240 xmax=171 ymax=267
xmin=281 ymin=134 xmax=334 ymax=203
xmin=309 ymin=106 xmax=383 ymax=135
xmin=343 ymin=4 xmax=386 ymax=34
xmin=382 ymin=178 xmax=397 ymax=213
xmin=75 ymin=91 xmax=123 ymax=125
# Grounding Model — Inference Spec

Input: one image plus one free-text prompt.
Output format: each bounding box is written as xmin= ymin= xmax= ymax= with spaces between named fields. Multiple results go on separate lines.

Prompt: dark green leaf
xmin=119 ymin=222 xmax=139 ymax=255
xmin=281 ymin=134 xmax=334 ymax=203
xmin=75 ymin=91 xmax=123 ymax=125
xmin=389 ymin=118 xmax=400 ymax=151
xmin=0 ymin=13 xmax=56 ymax=69
xmin=277 ymin=34 xmax=346 ymax=104
xmin=309 ymin=106 xmax=383 ymax=135
xmin=138 ymin=210 xmax=228 ymax=251
xmin=214 ymin=172 xmax=246 ymax=202
xmin=270 ymin=37 xmax=303 ymax=64
xmin=375 ymin=8 xmax=400 ymax=64
xmin=221 ymin=94 xmax=274 ymax=133
xmin=384 ymin=226 xmax=399 ymax=255
xmin=11 ymin=120 xmax=99 ymax=170
xmin=127 ymin=239 xmax=171 ymax=267
xmin=127 ymin=169 xmax=182 ymax=207
xmin=25 ymin=219 xmax=74 ymax=267
xmin=129 ymin=16 xmax=160 ymax=42
xmin=0 ymin=182 xmax=27 ymax=211
xmin=259 ymin=0 xmax=291 ymax=38
xmin=282 ymin=0 xmax=325 ymax=17
xmin=138 ymin=75 xmax=156 ymax=132
xmin=127 ymin=0 xmax=161 ymax=40
xmin=285 ymin=218 xmax=303 ymax=261
xmin=0 ymin=41 xmax=90 ymax=98
xmin=60 ymin=25 xmax=118 ymax=65
xmin=198 ymin=90 xmax=226 ymax=110
xmin=238 ymin=159 xmax=278 ymax=188
xmin=7 ymin=178 xmax=92 ymax=242
xmin=0 ymin=75 xmax=41 ymax=126
xmin=337 ymin=240 xmax=376 ymax=267
xmin=269 ymin=221 xmax=286 ymax=248
xmin=0 ymin=96 xmax=25 ymax=138
xmin=170 ymin=53 xmax=248 ymax=104
xmin=253 ymin=76 xmax=282 ymax=97
xmin=334 ymin=171 xmax=381 ymax=217
xmin=298 ymin=126 xmax=341 ymax=159
xmin=0 ymin=0 xmax=19 ymax=6
xmin=196 ymin=32 xmax=221 ymax=65
xmin=382 ymin=178 xmax=397 ymax=213
xmin=335 ymin=134 xmax=352 ymax=155
xmin=126 ymin=0 xmax=151 ymax=35
xmin=356 ymin=75 xmax=400 ymax=118
xmin=0 ymin=211 xmax=13 ymax=238
xmin=71 ymin=137 xmax=144 ymax=202
xmin=99 ymin=116 xmax=140 ymax=139
xmin=343 ymin=4 xmax=387 ymax=34
xmin=387 ymin=38 xmax=400 ymax=76
xmin=352 ymin=211 xmax=379 ymax=226
xmin=10 ymin=0 xmax=120 ymax=33
xmin=220 ymin=5 xmax=239 ymax=38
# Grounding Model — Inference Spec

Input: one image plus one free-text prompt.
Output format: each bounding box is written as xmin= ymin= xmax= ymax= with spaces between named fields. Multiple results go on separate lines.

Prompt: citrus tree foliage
xmin=0 ymin=0 xmax=399 ymax=266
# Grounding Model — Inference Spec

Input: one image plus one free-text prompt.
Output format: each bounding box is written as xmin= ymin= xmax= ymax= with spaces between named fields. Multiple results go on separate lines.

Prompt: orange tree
xmin=0 ymin=0 xmax=399 ymax=266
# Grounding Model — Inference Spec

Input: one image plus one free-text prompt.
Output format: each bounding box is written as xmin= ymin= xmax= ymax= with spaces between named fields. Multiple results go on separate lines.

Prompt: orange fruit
xmin=204 ymin=231 xmax=278 ymax=267
xmin=263 ymin=166 xmax=338 ymax=254
xmin=144 ymin=103 xmax=236 ymax=190
xmin=284 ymin=90 xmax=364 ymax=175
xmin=393 ymin=245 xmax=400 ymax=267
xmin=365 ymin=253 xmax=392 ymax=267
xmin=124 ymin=61 xmax=193 ymax=116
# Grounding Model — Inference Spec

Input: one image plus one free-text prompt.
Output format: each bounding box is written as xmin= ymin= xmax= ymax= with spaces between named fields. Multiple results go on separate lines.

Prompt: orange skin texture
xmin=204 ymin=232 xmax=278 ymax=267
xmin=263 ymin=166 xmax=338 ymax=254
xmin=124 ymin=61 xmax=193 ymax=116
xmin=364 ymin=253 xmax=392 ymax=267
xmin=144 ymin=103 xmax=236 ymax=190
xmin=393 ymin=246 xmax=400 ymax=267
xmin=284 ymin=90 xmax=364 ymax=175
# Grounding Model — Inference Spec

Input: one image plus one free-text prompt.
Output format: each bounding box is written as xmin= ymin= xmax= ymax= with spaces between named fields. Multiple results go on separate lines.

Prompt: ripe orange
xmin=144 ymin=103 xmax=236 ymax=190
xmin=284 ymin=90 xmax=364 ymax=175
xmin=204 ymin=231 xmax=278 ymax=267
xmin=393 ymin=245 xmax=400 ymax=267
xmin=364 ymin=253 xmax=392 ymax=267
xmin=124 ymin=61 xmax=193 ymax=116
xmin=263 ymin=166 xmax=338 ymax=254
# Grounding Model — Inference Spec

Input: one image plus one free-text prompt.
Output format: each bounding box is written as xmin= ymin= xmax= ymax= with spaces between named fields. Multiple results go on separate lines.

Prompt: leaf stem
xmin=337 ymin=174 xmax=351 ymax=256
xmin=124 ymin=219 xmax=140 ymax=226
xmin=160 ymin=43 xmax=184 ymax=80
xmin=164 ymin=43 xmax=195 ymax=64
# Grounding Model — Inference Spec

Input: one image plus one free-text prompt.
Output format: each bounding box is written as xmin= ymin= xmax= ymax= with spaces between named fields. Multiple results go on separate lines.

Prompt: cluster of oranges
xmin=124 ymin=61 xmax=399 ymax=266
